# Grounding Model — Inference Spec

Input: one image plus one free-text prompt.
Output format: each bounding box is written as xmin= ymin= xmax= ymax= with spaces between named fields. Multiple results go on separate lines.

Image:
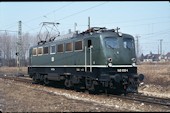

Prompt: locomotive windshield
xmin=104 ymin=37 xmax=119 ymax=49
xmin=123 ymin=38 xmax=134 ymax=49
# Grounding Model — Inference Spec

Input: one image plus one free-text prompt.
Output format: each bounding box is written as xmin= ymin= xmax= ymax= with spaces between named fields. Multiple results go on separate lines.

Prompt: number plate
xmin=117 ymin=69 xmax=128 ymax=72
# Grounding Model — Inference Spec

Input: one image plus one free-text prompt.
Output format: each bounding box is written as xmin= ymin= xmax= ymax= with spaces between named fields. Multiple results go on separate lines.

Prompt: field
xmin=138 ymin=63 xmax=170 ymax=86
xmin=0 ymin=67 xmax=27 ymax=75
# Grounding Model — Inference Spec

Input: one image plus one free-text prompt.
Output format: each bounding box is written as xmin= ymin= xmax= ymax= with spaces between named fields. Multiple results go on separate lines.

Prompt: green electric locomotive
xmin=28 ymin=27 xmax=144 ymax=94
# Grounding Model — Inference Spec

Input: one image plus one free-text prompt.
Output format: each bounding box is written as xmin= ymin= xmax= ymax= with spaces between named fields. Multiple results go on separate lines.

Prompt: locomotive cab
xmin=102 ymin=33 xmax=136 ymax=65
xmin=97 ymin=31 xmax=144 ymax=94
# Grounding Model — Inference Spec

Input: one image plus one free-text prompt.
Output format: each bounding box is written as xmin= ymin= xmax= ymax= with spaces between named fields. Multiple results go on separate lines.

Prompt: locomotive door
xmin=85 ymin=39 xmax=93 ymax=72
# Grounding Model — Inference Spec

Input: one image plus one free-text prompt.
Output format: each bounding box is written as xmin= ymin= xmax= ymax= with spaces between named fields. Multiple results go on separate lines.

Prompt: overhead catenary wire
xmin=86 ymin=17 xmax=170 ymax=27
xmin=55 ymin=2 xmax=108 ymax=22
xmin=24 ymin=2 xmax=74 ymax=24
xmin=0 ymin=21 xmax=18 ymax=30
xmin=25 ymin=2 xmax=108 ymax=32
xmin=138 ymin=29 xmax=170 ymax=36
xmin=136 ymin=30 xmax=170 ymax=40
xmin=0 ymin=30 xmax=18 ymax=32
xmin=1 ymin=2 xmax=74 ymax=33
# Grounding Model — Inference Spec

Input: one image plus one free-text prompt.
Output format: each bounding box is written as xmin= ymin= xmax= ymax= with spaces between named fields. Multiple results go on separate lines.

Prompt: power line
xmin=44 ymin=2 xmax=74 ymax=17
xmin=120 ymin=21 xmax=170 ymax=28
xmin=22 ymin=22 xmax=39 ymax=32
xmin=55 ymin=2 xmax=108 ymax=22
xmin=27 ymin=26 xmax=40 ymax=32
xmin=2 ymin=23 xmax=17 ymax=31
xmin=0 ymin=30 xmax=18 ymax=32
xmin=136 ymin=29 xmax=170 ymax=38
xmin=24 ymin=2 xmax=74 ymax=24
xmin=1 ymin=3 xmax=74 ymax=32
xmin=24 ymin=2 xmax=108 ymax=33
xmin=140 ymin=42 xmax=170 ymax=44
xmin=0 ymin=21 xmax=18 ymax=30
xmin=22 ymin=3 xmax=75 ymax=33
xmin=89 ymin=16 xmax=170 ymax=26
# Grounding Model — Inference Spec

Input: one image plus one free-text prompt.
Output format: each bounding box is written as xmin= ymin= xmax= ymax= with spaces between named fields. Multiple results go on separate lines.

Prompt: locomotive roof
xmin=30 ymin=28 xmax=134 ymax=48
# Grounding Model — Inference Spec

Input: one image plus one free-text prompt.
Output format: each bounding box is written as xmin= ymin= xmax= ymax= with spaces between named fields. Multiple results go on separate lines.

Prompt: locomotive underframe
xmin=28 ymin=66 xmax=139 ymax=94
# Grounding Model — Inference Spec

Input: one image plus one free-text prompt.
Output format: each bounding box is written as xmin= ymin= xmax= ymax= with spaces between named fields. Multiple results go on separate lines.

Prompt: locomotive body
xmin=28 ymin=27 xmax=144 ymax=94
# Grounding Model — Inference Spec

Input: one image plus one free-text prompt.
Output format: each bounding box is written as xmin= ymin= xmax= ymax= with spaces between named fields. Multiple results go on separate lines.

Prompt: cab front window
xmin=104 ymin=37 xmax=119 ymax=49
xmin=123 ymin=38 xmax=134 ymax=49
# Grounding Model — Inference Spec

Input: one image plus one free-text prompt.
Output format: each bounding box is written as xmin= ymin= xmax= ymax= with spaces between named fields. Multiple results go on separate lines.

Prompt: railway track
xmin=126 ymin=93 xmax=170 ymax=106
xmin=108 ymin=93 xmax=170 ymax=107
xmin=1 ymin=75 xmax=170 ymax=107
xmin=0 ymin=75 xmax=33 ymax=84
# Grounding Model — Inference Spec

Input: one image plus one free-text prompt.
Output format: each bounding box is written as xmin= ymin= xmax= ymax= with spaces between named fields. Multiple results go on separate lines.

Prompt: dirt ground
xmin=0 ymin=78 xmax=122 ymax=112
xmin=0 ymin=78 xmax=169 ymax=112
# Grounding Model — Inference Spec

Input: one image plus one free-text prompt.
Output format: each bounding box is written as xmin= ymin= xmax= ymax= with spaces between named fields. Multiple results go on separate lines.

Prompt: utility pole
xmin=158 ymin=45 xmax=159 ymax=54
xmin=16 ymin=20 xmax=22 ymax=75
xmin=160 ymin=39 xmax=163 ymax=55
xmin=136 ymin=35 xmax=140 ymax=63
xmin=74 ymin=22 xmax=77 ymax=32
xmin=88 ymin=17 xmax=90 ymax=30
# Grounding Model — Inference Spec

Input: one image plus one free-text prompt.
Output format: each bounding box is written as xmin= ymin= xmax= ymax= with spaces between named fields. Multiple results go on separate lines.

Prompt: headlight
xmin=132 ymin=63 xmax=136 ymax=66
xmin=108 ymin=58 xmax=112 ymax=62
xmin=108 ymin=63 xmax=112 ymax=67
xmin=138 ymin=74 xmax=144 ymax=82
xmin=118 ymin=32 xmax=122 ymax=37
xmin=131 ymin=58 xmax=136 ymax=63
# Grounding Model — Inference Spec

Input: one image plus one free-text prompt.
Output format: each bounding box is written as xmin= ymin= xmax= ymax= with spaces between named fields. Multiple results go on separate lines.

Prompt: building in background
xmin=165 ymin=52 xmax=170 ymax=61
xmin=141 ymin=52 xmax=170 ymax=63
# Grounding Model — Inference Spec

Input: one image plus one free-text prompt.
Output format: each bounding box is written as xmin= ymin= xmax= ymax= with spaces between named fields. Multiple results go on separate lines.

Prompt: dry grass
xmin=0 ymin=67 xmax=27 ymax=75
xmin=138 ymin=63 xmax=170 ymax=86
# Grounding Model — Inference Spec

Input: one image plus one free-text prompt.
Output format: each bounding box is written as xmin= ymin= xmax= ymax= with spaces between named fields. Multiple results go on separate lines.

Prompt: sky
xmin=0 ymin=1 xmax=170 ymax=55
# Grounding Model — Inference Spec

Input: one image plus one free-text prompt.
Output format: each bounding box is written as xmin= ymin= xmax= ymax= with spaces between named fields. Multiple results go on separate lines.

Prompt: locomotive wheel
xmin=105 ymin=88 xmax=116 ymax=95
xmin=43 ymin=75 xmax=49 ymax=85
xmin=32 ymin=75 xmax=36 ymax=82
xmin=32 ymin=74 xmax=38 ymax=83
xmin=88 ymin=85 xmax=100 ymax=94
xmin=74 ymin=84 xmax=85 ymax=92
xmin=64 ymin=78 xmax=73 ymax=89
xmin=85 ymin=77 xmax=99 ymax=94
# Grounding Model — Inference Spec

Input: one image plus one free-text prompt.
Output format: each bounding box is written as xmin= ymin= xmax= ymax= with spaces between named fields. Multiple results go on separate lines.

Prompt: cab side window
xmin=37 ymin=47 xmax=43 ymax=55
xmin=32 ymin=48 xmax=37 ymax=56
xmin=57 ymin=44 xmax=64 ymax=53
xmin=43 ymin=46 xmax=49 ymax=54
xmin=88 ymin=40 xmax=92 ymax=48
xmin=75 ymin=40 xmax=83 ymax=51
xmin=50 ymin=45 xmax=56 ymax=54
xmin=65 ymin=42 xmax=73 ymax=52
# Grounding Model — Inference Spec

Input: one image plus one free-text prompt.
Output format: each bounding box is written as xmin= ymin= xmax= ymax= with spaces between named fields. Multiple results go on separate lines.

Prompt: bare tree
xmin=0 ymin=33 xmax=12 ymax=66
xmin=0 ymin=31 xmax=40 ymax=67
